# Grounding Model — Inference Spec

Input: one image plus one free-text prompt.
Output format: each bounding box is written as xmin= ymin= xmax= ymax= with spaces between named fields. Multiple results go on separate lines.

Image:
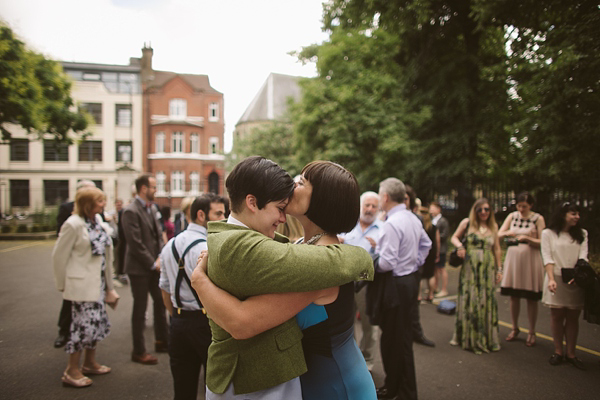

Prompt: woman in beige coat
xmin=53 ymin=187 xmax=119 ymax=388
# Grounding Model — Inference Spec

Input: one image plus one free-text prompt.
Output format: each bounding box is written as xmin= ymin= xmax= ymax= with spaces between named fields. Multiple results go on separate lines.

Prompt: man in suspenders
xmin=159 ymin=193 xmax=226 ymax=400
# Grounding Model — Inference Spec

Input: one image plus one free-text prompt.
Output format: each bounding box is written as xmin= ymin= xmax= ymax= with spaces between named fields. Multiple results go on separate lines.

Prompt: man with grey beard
xmin=339 ymin=191 xmax=382 ymax=371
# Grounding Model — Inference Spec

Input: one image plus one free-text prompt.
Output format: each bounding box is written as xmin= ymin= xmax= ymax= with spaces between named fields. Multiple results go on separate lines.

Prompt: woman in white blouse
xmin=541 ymin=202 xmax=588 ymax=370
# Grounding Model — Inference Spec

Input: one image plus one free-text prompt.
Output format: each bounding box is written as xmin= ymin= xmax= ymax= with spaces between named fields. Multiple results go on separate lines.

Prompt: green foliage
xmin=291 ymin=29 xmax=430 ymax=191
xmin=231 ymin=120 xmax=301 ymax=178
xmin=0 ymin=24 xmax=88 ymax=142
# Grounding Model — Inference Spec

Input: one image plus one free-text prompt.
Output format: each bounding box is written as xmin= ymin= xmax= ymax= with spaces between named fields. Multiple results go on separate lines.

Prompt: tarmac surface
xmin=0 ymin=240 xmax=598 ymax=399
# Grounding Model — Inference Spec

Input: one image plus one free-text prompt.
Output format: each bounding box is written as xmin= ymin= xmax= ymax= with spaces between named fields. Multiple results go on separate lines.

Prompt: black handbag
xmin=448 ymin=249 xmax=464 ymax=267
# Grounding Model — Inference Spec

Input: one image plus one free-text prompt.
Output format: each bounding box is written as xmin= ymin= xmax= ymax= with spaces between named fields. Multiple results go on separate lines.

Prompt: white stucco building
xmin=0 ymin=60 xmax=143 ymax=214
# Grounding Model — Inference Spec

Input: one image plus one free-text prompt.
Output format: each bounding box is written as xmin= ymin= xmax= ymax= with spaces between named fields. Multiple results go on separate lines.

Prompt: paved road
xmin=0 ymin=240 xmax=598 ymax=399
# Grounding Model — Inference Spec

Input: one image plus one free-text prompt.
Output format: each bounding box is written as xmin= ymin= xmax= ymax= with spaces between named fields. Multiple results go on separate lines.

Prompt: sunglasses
xmin=476 ymin=207 xmax=490 ymax=213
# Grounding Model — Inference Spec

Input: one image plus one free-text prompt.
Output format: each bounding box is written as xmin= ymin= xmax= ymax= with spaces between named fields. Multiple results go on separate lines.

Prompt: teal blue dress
xmin=295 ymin=282 xmax=377 ymax=400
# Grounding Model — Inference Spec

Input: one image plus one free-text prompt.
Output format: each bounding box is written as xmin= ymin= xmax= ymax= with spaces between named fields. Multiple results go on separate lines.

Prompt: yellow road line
xmin=0 ymin=241 xmax=44 ymax=253
xmin=498 ymin=320 xmax=600 ymax=357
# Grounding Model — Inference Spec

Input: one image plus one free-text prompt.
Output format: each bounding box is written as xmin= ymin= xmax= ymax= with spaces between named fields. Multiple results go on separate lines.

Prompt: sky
xmin=0 ymin=0 xmax=330 ymax=153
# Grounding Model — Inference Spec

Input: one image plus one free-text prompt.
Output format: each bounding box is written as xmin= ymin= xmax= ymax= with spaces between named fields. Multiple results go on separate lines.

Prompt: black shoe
xmin=54 ymin=333 xmax=68 ymax=348
xmin=376 ymin=387 xmax=396 ymax=399
xmin=549 ymin=353 xmax=563 ymax=366
xmin=414 ymin=335 xmax=436 ymax=347
xmin=565 ymin=356 xmax=586 ymax=370
xmin=155 ymin=340 xmax=168 ymax=353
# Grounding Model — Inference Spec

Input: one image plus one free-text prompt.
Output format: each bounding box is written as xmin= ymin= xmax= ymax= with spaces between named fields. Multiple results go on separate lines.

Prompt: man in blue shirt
xmin=159 ymin=193 xmax=226 ymax=400
xmin=340 ymin=191 xmax=382 ymax=371
xmin=375 ymin=178 xmax=431 ymax=400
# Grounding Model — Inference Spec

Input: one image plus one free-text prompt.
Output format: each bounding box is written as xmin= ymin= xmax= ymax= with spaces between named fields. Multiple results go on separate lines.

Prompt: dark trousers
xmin=57 ymin=299 xmax=72 ymax=336
xmin=380 ymin=271 xmax=419 ymax=400
xmin=169 ymin=311 xmax=212 ymax=400
xmin=411 ymin=271 xmax=424 ymax=340
xmin=129 ymin=272 xmax=168 ymax=355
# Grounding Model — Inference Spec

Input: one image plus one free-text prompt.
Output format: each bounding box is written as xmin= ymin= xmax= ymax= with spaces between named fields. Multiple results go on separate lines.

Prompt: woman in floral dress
xmin=53 ymin=187 xmax=119 ymax=388
xmin=450 ymin=198 xmax=503 ymax=354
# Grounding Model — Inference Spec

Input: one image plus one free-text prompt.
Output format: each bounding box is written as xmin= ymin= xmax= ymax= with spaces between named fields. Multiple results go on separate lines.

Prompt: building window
xmin=172 ymin=132 xmax=184 ymax=153
xmin=82 ymin=72 xmax=101 ymax=81
xmin=156 ymin=132 xmax=165 ymax=153
xmin=10 ymin=139 xmax=29 ymax=161
xmin=156 ymin=172 xmax=166 ymax=194
xmin=80 ymin=103 xmax=102 ymax=124
xmin=44 ymin=180 xmax=69 ymax=206
xmin=44 ymin=141 xmax=69 ymax=162
xmin=190 ymin=172 xmax=199 ymax=194
xmin=116 ymin=104 xmax=132 ymax=127
xmin=10 ymin=180 xmax=29 ymax=207
xmin=190 ymin=133 xmax=199 ymax=154
xmin=169 ymin=99 xmax=187 ymax=119
xmin=208 ymin=172 xmax=219 ymax=194
xmin=79 ymin=141 xmax=103 ymax=162
xmin=171 ymin=171 xmax=184 ymax=194
xmin=209 ymin=102 xmax=219 ymax=122
xmin=116 ymin=141 xmax=132 ymax=162
xmin=209 ymin=137 xmax=219 ymax=154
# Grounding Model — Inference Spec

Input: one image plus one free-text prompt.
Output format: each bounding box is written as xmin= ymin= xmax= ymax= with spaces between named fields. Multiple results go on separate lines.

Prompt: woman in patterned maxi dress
xmin=450 ymin=198 xmax=503 ymax=354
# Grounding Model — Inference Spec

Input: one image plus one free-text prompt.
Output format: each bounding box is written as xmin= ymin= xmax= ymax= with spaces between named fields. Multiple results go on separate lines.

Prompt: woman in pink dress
xmin=499 ymin=192 xmax=546 ymax=347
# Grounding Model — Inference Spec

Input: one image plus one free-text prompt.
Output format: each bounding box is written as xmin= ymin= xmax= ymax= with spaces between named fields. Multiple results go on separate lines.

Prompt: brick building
xmin=140 ymin=46 xmax=225 ymax=209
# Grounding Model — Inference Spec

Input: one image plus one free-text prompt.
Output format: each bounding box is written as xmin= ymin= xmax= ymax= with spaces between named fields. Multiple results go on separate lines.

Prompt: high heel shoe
xmin=61 ymin=372 xmax=92 ymax=388
xmin=525 ymin=333 xmax=536 ymax=347
xmin=505 ymin=328 xmax=520 ymax=342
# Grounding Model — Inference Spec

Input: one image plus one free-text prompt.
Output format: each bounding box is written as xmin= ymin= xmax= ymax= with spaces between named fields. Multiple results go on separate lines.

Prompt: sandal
xmin=82 ymin=365 xmax=112 ymax=375
xmin=505 ymin=328 xmax=520 ymax=342
xmin=525 ymin=333 xmax=536 ymax=347
xmin=61 ymin=372 xmax=92 ymax=388
xmin=549 ymin=353 xmax=563 ymax=366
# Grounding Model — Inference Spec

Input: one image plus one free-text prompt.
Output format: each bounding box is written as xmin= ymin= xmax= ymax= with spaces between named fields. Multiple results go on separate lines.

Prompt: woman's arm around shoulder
xmin=192 ymin=252 xmax=338 ymax=339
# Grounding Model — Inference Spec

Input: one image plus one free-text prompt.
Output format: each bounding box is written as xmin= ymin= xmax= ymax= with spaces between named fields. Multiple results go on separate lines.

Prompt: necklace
xmin=479 ymin=225 xmax=488 ymax=234
xmin=304 ymin=233 xmax=325 ymax=245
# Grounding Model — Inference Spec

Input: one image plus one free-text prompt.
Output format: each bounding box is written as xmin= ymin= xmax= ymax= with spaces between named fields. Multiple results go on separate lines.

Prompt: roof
xmin=237 ymin=73 xmax=302 ymax=125
xmin=149 ymin=71 xmax=221 ymax=94
xmin=61 ymin=61 xmax=140 ymax=73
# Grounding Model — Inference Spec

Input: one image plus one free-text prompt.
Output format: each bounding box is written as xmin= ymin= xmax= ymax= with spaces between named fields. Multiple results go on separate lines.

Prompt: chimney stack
xmin=141 ymin=42 xmax=154 ymax=83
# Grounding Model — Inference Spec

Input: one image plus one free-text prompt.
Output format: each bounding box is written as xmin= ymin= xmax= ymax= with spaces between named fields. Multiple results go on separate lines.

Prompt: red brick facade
xmin=142 ymin=58 xmax=225 ymax=209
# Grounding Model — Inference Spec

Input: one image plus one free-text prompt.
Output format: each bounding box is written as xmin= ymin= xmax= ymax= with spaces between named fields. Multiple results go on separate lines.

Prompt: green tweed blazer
xmin=205 ymin=221 xmax=374 ymax=395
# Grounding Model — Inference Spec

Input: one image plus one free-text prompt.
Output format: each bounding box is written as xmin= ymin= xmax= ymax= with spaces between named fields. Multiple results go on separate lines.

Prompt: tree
xmin=321 ymin=0 xmax=514 ymax=189
xmin=0 ymin=24 xmax=88 ymax=143
xmin=230 ymin=118 xmax=301 ymax=178
xmin=291 ymin=28 xmax=430 ymax=191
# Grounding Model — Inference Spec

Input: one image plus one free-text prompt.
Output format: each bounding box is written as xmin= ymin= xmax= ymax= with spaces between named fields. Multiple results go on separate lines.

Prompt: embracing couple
xmin=191 ymin=156 xmax=377 ymax=400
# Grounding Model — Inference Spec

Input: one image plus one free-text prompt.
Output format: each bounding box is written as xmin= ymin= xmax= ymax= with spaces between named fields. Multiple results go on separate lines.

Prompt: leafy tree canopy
xmin=0 ymin=24 xmax=88 ymax=143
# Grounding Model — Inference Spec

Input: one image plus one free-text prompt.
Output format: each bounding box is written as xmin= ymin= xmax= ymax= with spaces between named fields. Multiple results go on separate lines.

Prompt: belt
xmin=172 ymin=308 xmax=206 ymax=318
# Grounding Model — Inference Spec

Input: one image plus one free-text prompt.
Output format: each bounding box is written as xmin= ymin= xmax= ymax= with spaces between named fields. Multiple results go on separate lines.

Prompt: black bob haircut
xmin=226 ymin=156 xmax=294 ymax=213
xmin=303 ymin=161 xmax=360 ymax=235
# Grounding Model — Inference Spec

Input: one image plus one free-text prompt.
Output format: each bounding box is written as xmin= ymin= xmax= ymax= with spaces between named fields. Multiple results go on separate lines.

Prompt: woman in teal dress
xmin=192 ymin=161 xmax=376 ymax=400
xmin=450 ymin=198 xmax=503 ymax=354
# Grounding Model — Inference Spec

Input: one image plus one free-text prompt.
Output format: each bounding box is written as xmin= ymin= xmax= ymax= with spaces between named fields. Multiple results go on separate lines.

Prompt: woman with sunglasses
xmin=449 ymin=198 xmax=502 ymax=354
xmin=541 ymin=202 xmax=588 ymax=370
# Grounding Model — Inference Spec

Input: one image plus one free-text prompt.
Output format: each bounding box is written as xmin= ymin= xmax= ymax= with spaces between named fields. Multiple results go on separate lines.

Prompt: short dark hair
xmin=548 ymin=201 xmax=584 ymax=243
xmin=516 ymin=191 xmax=535 ymax=205
xmin=405 ymin=184 xmax=417 ymax=210
xmin=135 ymin=174 xmax=152 ymax=193
xmin=160 ymin=206 xmax=171 ymax=220
xmin=191 ymin=193 xmax=226 ymax=223
xmin=303 ymin=161 xmax=360 ymax=235
xmin=225 ymin=156 xmax=294 ymax=213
